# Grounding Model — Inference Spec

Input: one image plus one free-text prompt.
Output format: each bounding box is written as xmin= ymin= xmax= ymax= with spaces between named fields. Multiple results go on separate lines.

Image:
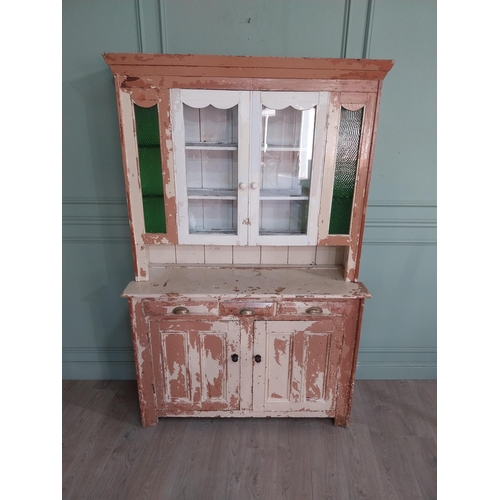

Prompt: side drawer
xmin=219 ymin=301 xmax=275 ymax=317
xmin=143 ymin=299 xmax=219 ymax=317
xmin=278 ymin=300 xmax=348 ymax=316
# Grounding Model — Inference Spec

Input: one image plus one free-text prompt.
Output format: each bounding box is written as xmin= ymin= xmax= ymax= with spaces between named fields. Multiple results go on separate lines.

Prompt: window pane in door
xmin=259 ymin=105 xmax=316 ymax=235
xmin=183 ymin=104 xmax=238 ymax=235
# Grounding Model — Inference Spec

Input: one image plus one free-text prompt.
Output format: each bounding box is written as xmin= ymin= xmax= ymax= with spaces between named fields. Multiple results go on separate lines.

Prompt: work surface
xmin=122 ymin=265 xmax=371 ymax=299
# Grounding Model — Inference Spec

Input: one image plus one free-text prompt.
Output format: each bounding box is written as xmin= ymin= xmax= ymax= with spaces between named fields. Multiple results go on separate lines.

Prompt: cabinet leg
xmin=332 ymin=415 xmax=349 ymax=428
xmin=140 ymin=408 xmax=158 ymax=427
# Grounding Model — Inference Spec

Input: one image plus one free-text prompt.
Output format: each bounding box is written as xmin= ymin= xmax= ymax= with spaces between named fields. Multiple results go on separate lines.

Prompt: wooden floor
xmin=62 ymin=380 xmax=436 ymax=499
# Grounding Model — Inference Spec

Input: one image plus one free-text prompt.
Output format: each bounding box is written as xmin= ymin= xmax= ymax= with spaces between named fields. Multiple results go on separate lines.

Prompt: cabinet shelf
xmin=261 ymin=145 xmax=302 ymax=152
xmin=187 ymin=188 xmax=237 ymax=200
xmin=185 ymin=142 xmax=237 ymax=151
xmin=260 ymin=189 xmax=309 ymax=200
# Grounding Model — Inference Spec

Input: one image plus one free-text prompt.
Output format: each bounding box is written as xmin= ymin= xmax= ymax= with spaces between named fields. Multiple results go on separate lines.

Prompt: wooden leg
xmin=140 ymin=408 xmax=158 ymax=427
xmin=333 ymin=415 xmax=349 ymax=427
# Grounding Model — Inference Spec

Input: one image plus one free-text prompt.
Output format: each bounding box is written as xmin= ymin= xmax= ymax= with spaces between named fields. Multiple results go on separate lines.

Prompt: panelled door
xmin=252 ymin=319 xmax=345 ymax=412
xmin=151 ymin=319 xmax=240 ymax=411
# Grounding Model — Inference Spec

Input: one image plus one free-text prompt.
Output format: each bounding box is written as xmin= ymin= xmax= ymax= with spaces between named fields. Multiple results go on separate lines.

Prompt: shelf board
xmin=260 ymin=189 xmax=309 ymax=200
xmin=185 ymin=142 xmax=237 ymax=151
xmin=187 ymin=188 xmax=237 ymax=200
xmin=262 ymin=145 xmax=301 ymax=152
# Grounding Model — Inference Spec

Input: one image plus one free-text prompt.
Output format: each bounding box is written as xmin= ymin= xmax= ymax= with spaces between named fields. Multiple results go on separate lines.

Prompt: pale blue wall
xmin=62 ymin=0 xmax=436 ymax=379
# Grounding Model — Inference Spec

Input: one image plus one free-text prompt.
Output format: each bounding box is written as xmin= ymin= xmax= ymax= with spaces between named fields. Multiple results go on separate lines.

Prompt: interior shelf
xmin=187 ymin=188 xmax=237 ymax=200
xmin=185 ymin=142 xmax=238 ymax=150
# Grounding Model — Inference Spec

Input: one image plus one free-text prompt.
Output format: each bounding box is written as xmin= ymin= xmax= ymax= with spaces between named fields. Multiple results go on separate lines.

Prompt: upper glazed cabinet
xmin=104 ymin=54 xmax=393 ymax=280
xmin=172 ymin=89 xmax=328 ymax=246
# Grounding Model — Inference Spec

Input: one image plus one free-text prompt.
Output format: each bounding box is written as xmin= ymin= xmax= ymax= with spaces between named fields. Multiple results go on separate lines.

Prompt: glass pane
xmin=134 ymin=104 xmax=166 ymax=233
xmin=188 ymin=199 xmax=237 ymax=234
xmin=260 ymin=105 xmax=316 ymax=235
xmin=329 ymin=107 xmax=364 ymax=235
xmin=183 ymin=104 xmax=238 ymax=235
xmin=260 ymin=199 xmax=309 ymax=235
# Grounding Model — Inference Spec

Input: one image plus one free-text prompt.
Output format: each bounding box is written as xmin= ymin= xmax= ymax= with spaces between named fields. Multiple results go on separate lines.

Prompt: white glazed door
xmin=151 ymin=319 xmax=241 ymax=411
xmin=252 ymin=319 xmax=344 ymax=412
xmin=171 ymin=89 xmax=251 ymax=245
xmin=248 ymin=91 xmax=329 ymax=246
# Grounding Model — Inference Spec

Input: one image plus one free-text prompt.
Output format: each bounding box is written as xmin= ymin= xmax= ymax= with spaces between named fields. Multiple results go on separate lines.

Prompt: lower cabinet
xmin=130 ymin=297 xmax=364 ymax=427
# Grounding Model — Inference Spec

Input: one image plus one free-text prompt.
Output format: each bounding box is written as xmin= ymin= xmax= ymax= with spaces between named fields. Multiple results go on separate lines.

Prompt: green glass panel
xmin=329 ymin=107 xmax=363 ymax=235
xmin=142 ymin=196 xmax=166 ymax=234
xmin=134 ymin=104 xmax=166 ymax=233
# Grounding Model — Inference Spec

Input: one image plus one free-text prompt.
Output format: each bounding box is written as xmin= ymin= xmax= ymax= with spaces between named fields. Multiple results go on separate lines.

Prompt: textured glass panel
xmin=134 ymin=104 xmax=166 ymax=233
xmin=183 ymin=104 xmax=238 ymax=235
xmin=329 ymin=107 xmax=363 ymax=235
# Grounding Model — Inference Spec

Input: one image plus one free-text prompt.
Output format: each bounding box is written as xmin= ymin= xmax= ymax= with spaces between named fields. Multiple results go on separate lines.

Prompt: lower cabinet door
xmin=151 ymin=319 xmax=241 ymax=412
xmin=252 ymin=319 xmax=345 ymax=412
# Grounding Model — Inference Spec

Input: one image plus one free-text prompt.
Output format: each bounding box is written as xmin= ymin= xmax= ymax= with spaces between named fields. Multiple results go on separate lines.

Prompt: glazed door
xmin=171 ymin=89 xmax=251 ymax=245
xmin=151 ymin=319 xmax=240 ymax=411
xmin=252 ymin=319 xmax=344 ymax=412
xmin=249 ymin=91 xmax=328 ymax=246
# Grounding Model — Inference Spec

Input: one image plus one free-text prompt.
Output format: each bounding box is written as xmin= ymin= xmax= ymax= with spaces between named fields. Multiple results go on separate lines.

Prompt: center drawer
xmin=219 ymin=301 xmax=275 ymax=317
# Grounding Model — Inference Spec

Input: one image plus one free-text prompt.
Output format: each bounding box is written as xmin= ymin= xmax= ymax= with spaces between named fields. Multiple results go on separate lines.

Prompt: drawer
xmin=143 ymin=299 xmax=219 ymax=317
xmin=278 ymin=300 xmax=347 ymax=316
xmin=219 ymin=301 xmax=275 ymax=317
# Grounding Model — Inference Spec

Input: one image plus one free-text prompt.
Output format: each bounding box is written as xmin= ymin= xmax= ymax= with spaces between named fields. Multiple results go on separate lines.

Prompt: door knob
xmin=239 ymin=182 xmax=247 ymax=190
xmin=250 ymin=182 xmax=258 ymax=189
xmin=254 ymin=354 xmax=262 ymax=363
xmin=231 ymin=354 xmax=239 ymax=362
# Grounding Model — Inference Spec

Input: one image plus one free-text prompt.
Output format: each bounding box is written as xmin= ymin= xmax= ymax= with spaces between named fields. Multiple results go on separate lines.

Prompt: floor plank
xmin=62 ymin=380 xmax=437 ymax=500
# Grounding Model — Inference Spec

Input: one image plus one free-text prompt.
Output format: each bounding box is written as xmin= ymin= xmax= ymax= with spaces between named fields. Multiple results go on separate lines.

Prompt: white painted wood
xmin=261 ymin=92 xmax=320 ymax=110
xmin=317 ymin=93 xmax=341 ymax=242
xmin=119 ymin=93 xmax=149 ymax=280
xmin=179 ymin=89 xmax=242 ymax=109
xmin=204 ymin=246 xmax=233 ymax=264
xmin=253 ymin=320 xmax=337 ymax=412
xmin=254 ymin=92 xmax=328 ymax=246
xmin=287 ymin=246 xmax=317 ymax=265
xmin=171 ymin=89 xmax=250 ymax=245
xmin=147 ymin=244 xmax=177 ymax=264
xmin=122 ymin=266 xmax=371 ymax=299
xmin=175 ymin=245 xmax=205 ymax=264
xmin=260 ymin=246 xmax=288 ymax=265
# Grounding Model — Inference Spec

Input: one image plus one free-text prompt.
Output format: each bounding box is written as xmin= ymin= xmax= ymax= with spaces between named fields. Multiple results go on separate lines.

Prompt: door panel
xmin=253 ymin=319 xmax=344 ymax=412
xmin=151 ymin=319 xmax=240 ymax=411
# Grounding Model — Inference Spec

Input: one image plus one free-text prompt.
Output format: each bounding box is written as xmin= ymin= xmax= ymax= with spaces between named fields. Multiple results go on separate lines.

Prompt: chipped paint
xmin=106 ymin=52 xmax=391 ymax=426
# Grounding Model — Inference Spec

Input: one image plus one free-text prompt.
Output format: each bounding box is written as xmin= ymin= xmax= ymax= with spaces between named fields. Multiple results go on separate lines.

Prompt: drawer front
xmin=278 ymin=300 xmax=347 ymax=316
xmin=219 ymin=301 xmax=275 ymax=317
xmin=143 ymin=299 xmax=219 ymax=317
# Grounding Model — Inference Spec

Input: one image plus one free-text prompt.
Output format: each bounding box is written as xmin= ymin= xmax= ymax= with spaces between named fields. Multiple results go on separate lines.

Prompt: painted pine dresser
xmin=103 ymin=53 xmax=393 ymax=427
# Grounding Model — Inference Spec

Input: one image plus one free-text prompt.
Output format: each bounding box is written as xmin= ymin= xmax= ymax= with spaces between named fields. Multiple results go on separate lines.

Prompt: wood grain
xmin=63 ymin=380 xmax=436 ymax=499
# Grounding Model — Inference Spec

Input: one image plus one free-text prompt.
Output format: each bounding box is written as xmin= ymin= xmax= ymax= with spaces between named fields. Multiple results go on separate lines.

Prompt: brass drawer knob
xmin=305 ymin=306 xmax=323 ymax=315
xmin=239 ymin=308 xmax=254 ymax=316
xmin=172 ymin=306 xmax=189 ymax=315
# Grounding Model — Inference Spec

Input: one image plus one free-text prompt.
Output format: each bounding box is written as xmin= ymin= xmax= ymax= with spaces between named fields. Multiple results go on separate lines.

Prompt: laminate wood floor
xmin=62 ymin=380 xmax=436 ymax=500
